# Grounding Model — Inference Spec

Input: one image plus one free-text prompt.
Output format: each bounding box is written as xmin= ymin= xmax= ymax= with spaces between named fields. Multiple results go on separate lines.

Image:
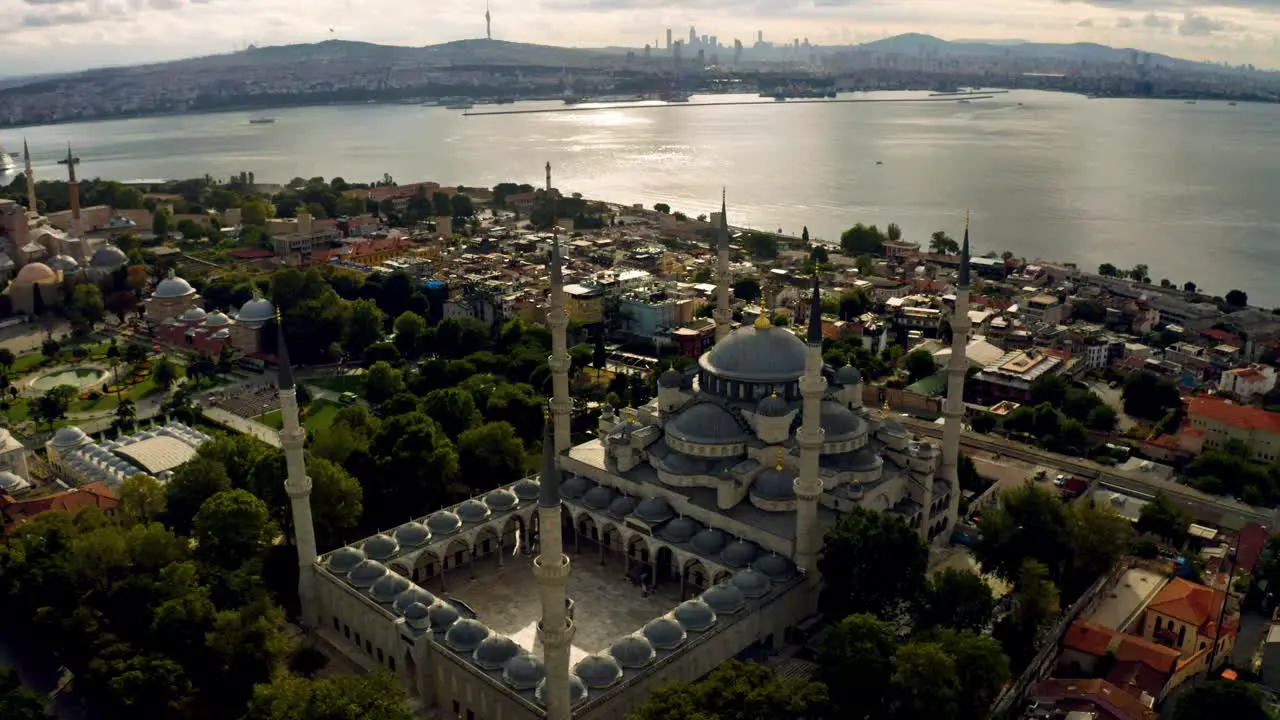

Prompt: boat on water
xmin=1184 ymin=100 xmax=1197 ymax=105
xmin=1229 ymin=101 xmax=1239 ymax=106
xmin=249 ymin=117 xmax=275 ymax=125
xmin=445 ymin=102 xmax=475 ymax=110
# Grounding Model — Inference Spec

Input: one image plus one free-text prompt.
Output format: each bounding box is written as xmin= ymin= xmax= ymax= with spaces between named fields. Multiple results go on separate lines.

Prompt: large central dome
xmin=699 ymin=324 xmax=808 ymax=383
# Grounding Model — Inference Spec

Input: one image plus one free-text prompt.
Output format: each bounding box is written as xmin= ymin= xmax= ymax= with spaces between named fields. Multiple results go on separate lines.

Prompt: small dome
xmin=881 ymin=417 xmax=908 ymax=437
xmin=751 ymin=467 xmax=796 ymax=501
xmin=731 ymin=568 xmax=771 ymax=598
xmin=503 ymin=653 xmax=546 ymax=690
xmin=701 ymin=583 xmax=747 ymax=614
xmin=181 ymin=307 xmax=207 ymax=322
xmin=48 ymin=254 xmax=79 ymax=272
xmin=659 ymin=516 xmax=700 ymax=543
xmin=658 ymin=368 xmax=682 ymax=388
xmin=347 ymin=559 xmax=388 ymax=588
xmin=756 ymin=394 xmax=791 ymax=418
xmin=456 ymin=498 xmax=491 ymax=524
xmin=912 ymin=441 xmax=939 ymax=458
xmin=474 ymin=634 xmax=521 ymax=670
xmin=325 ymin=546 xmax=366 ymax=574
xmin=237 ymin=296 xmax=275 ymax=324
xmin=154 ymin=273 xmax=194 ymax=298
xmin=0 ymin=471 xmax=26 ymax=490
xmin=607 ymin=495 xmax=636 ymax=520
xmin=574 ymin=654 xmax=623 ymax=688
xmin=445 ymin=618 xmax=491 ymax=652
xmin=394 ymin=522 xmax=430 ymax=547
xmin=582 ymin=485 xmax=617 ymax=511
xmin=535 ymin=674 xmax=587 ymax=707
xmin=369 ymin=572 xmax=411 ymax=604
xmin=362 ymin=534 xmax=399 ymax=561
xmin=672 ymin=600 xmax=717 ymax=632
xmin=15 ymin=262 xmax=56 ymax=284
xmin=50 ymin=425 xmax=89 ymax=448
xmin=720 ymin=539 xmax=759 ymax=568
xmin=427 ymin=511 xmax=461 ymax=535
xmin=752 ymin=553 xmax=796 ymax=581
xmin=512 ymin=478 xmax=541 ymax=502
xmin=690 ymin=527 xmax=729 ymax=556
xmin=203 ymin=311 xmax=232 ymax=328
xmin=642 ymin=617 xmax=687 ymax=650
xmin=484 ymin=488 xmax=519 ymax=513
xmin=822 ymin=402 xmax=867 ymax=441
xmin=428 ymin=602 xmax=461 ymax=631
xmin=835 ymin=365 xmax=863 ymax=386
xmin=666 ymin=403 xmax=747 ymax=445
xmin=404 ymin=602 xmax=431 ymax=631
xmin=393 ymin=586 xmax=438 ymax=615
xmin=91 ymin=244 xmax=128 ymax=269
xmin=560 ymin=475 xmax=592 ymax=500
xmin=635 ymin=496 xmax=674 ymax=524
xmin=608 ymin=634 xmax=656 ymax=669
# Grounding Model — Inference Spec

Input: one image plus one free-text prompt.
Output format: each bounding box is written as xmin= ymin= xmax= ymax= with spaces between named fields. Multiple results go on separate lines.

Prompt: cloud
xmin=149 ymin=0 xmax=184 ymax=8
xmin=1061 ymin=0 xmax=1280 ymax=10
xmin=22 ymin=0 xmax=82 ymax=5
xmin=1116 ymin=16 xmax=1134 ymax=26
xmin=1179 ymin=11 xmax=1231 ymax=35
xmin=1142 ymin=12 xmax=1173 ymax=28
xmin=21 ymin=11 xmax=95 ymax=26
xmin=1077 ymin=17 xmax=1094 ymax=25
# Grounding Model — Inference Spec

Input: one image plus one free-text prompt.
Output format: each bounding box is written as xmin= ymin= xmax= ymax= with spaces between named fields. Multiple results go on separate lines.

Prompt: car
xmin=1108 ymin=380 xmax=1119 ymax=389
xmin=1054 ymin=475 xmax=1066 ymax=487
xmin=339 ymin=392 xmax=358 ymax=406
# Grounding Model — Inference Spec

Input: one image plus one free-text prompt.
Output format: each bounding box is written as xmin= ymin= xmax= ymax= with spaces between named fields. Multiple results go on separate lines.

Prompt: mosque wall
xmin=314 ymin=569 xmax=403 ymax=676
xmin=428 ymin=648 xmax=541 ymax=720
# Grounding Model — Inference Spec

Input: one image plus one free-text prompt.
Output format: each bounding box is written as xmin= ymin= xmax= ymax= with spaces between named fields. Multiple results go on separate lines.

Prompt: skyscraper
xmin=485 ymin=0 xmax=491 ymax=40
xmin=666 ymin=28 xmax=672 ymax=50
xmin=689 ymin=26 xmax=696 ymax=47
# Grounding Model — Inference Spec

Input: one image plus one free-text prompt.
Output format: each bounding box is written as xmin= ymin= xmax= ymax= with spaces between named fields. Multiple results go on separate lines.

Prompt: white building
xmin=1218 ymin=364 xmax=1277 ymax=401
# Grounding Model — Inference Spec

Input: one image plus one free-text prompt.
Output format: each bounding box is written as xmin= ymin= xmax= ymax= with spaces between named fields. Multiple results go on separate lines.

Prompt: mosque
xmin=276 ymin=194 xmax=975 ymax=720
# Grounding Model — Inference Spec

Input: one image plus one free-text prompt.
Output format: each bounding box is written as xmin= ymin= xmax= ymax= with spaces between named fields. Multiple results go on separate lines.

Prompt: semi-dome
xmin=666 ymin=403 xmax=747 ymax=445
xmin=393 ymin=586 xmax=438 ymax=615
xmin=428 ymin=602 xmax=461 ymax=631
xmin=50 ymin=425 xmax=89 ymax=448
xmin=237 ymin=296 xmax=276 ymax=324
xmin=181 ymin=307 xmax=208 ymax=322
xmin=325 ymin=546 xmax=365 ymax=575
xmin=672 ymin=600 xmax=717 ymax=632
xmin=730 ymin=568 xmax=772 ymax=598
xmin=154 ymin=272 xmax=194 ymax=298
xmin=755 ymin=394 xmax=791 ymax=418
xmin=634 ymin=496 xmax=674 ymax=524
xmin=445 ymin=618 xmax=490 ymax=652
xmin=512 ymin=478 xmax=541 ymax=502
xmin=752 ymin=553 xmax=796 ymax=581
xmin=573 ymin=654 xmax=623 ymax=689
xmin=750 ymin=468 xmax=796 ymax=501
xmin=404 ymin=602 xmax=432 ymax=631
xmin=362 ymin=534 xmax=399 ymax=561
xmin=835 ymin=365 xmax=863 ymax=386
xmin=503 ymin=653 xmax=546 ymax=690
xmin=347 ymin=559 xmax=388 ymax=588
xmin=821 ymin=402 xmax=866 ymax=441
xmin=0 ymin=471 xmax=29 ymax=492
xmin=474 ymin=634 xmax=521 ymax=670
xmin=456 ymin=498 xmax=491 ymax=524
xmin=607 ymin=495 xmax=636 ymax=520
xmin=535 ymin=674 xmax=587 ymax=707
xmin=658 ymin=368 xmax=682 ymax=388
xmin=15 ymin=262 xmax=56 ymax=284
xmin=642 ymin=617 xmax=687 ymax=650
xmin=483 ymin=488 xmax=519 ymax=513
xmin=690 ymin=527 xmax=729 ymax=556
xmin=426 ymin=511 xmax=462 ymax=535
xmin=369 ymin=572 xmax=411 ymax=603
xmin=881 ymin=417 xmax=908 ymax=437
xmin=394 ymin=522 xmax=430 ymax=547
xmin=203 ymin=311 xmax=232 ymax=328
xmin=91 ymin=244 xmax=128 ymax=269
xmin=698 ymin=324 xmax=809 ymax=383
xmin=659 ymin=516 xmax=700 ymax=543
xmin=608 ymin=634 xmax=656 ymax=669
xmin=48 ymin=254 xmax=79 ymax=272
xmin=582 ymin=485 xmax=617 ymax=511
xmin=720 ymin=539 xmax=759 ymax=568
xmin=560 ymin=475 xmax=592 ymax=500
xmin=701 ymin=583 xmax=746 ymax=614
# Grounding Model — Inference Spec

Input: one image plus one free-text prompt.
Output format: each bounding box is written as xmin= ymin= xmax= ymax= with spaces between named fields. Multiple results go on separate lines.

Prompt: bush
xmin=1132 ymin=539 xmax=1159 ymax=559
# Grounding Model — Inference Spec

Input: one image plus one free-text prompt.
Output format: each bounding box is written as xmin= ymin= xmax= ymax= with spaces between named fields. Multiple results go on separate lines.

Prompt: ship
xmin=249 ymin=117 xmax=276 ymax=124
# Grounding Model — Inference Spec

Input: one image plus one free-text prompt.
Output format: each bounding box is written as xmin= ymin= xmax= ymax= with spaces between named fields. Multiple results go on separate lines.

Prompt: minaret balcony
xmin=534 ymin=553 xmax=571 ymax=580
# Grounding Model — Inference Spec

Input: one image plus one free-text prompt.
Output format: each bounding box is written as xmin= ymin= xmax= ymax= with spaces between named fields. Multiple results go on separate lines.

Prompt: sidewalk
xmin=203 ymin=407 xmax=282 ymax=448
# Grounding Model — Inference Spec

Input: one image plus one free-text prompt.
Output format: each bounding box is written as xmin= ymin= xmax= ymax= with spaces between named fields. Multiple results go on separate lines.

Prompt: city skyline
xmin=6 ymin=0 xmax=1280 ymax=76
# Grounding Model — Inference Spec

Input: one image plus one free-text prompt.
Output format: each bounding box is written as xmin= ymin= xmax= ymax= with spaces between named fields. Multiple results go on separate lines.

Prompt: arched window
xmin=1177 ymin=626 xmax=1186 ymax=647
xmin=1153 ymin=617 xmax=1161 ymax=633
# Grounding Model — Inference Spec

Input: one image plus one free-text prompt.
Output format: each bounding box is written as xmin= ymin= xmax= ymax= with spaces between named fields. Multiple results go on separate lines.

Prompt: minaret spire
xmin=936 ymin=210 xmax=972 ymax=544
xmin=277 ymin=309 xmax=319 ymax=627
xmin=22 ymin=139 xmax=37 ymax=216
xmin=794 ymin=274 xmax=826 ymax=575
xmin=713 ymin=188 xmax=732 ymax=343
xmin=532 ymin=424 xmax=574 ymax=720
xmin=547 ymin=229 xmax=572 ymax=453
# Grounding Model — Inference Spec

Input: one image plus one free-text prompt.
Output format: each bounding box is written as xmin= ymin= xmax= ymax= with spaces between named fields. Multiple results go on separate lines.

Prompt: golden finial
xmin=882 ymin=396 xmax=891 ymax=413
xmin=775 ymin=447 xmax=784 ymax=471
xmin=755 ymin=288 xmax=772 ymax=329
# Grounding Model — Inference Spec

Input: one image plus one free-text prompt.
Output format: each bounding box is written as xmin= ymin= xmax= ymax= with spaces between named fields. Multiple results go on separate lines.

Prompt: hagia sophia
xmin=274 ymin=196 xmax=975 ymax=720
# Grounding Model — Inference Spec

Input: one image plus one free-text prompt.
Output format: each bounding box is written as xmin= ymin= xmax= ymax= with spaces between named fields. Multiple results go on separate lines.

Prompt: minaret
xmin=533 ymin=425 xmax=574 ymax=720
xmin=278 ymin=311 xmax=319 ymax=627
xmin=713 ymin=189 xmax=732 ymax=344
xmin=547 ymin=233 xmax=572 ymax=453
xmin=793 ymin=275 xmax=826 ymax=574
xmin=937 ymin=212 xmax=972 ymax=543
xmin=22 ymin=139 xmax=37 ymax=215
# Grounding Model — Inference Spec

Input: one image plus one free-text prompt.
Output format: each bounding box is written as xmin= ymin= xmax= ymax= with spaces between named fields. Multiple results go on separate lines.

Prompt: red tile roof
xmin=1237 ymin=523 xmax=1268 ymax=573
xmin=1114 ymin=635 xmax=1180 ymax=674
xmin=1201 ymin=328 xmax=1243 ymax=345
xmin=1188 ymin=396 xmax=1280 ymax=434
xmin=1034 ymin=678 xmax=1157 ymax=720
xmin=1063 ymin=620 xmax=1115 ymax=657
xmin=1 ymin=481 xmax=118 ymax=530
xmin=1105 ymin=660 xmax=1169 ymax=699
xmin=1148 ymin=578 xmax=1227 ymax=635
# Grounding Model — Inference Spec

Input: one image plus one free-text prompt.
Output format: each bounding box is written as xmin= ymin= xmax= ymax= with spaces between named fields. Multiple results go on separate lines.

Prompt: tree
xmin=802 ymin=226 xmax=810 ymax=243
xmin=420 ymin=388 xmax=481 ymax=439
xmin=840 ymin=223 xmax=886 ymax=255
xmin=118 ymin=473 xmax=167 ymax=525
xmin=70 ymin=282 xmax=106 ymax=330
xmin=363 ymin=414 xmax=459 ymax=528
xmin=819 ymin=507 xmax=927 ymax=624
xmin=164 ymin=457 xmax=232 ymax=535
xmin=35 ymin=384 xmax=76 ymax=428
xmin=0 ymin=668 xmax=47 ymax=720
xmin=903 ymin=349 xmax=937 ymax=383
xmin=1128 ymin=264 xmax=1150 ymax=283
xmin=1226 ymin=289 xmax=1249 ymax=307
xmin=974 ymin=483 xmax=1071 ymax=583
xmin=0 ymin=349 xmax=13 ymax=372
xmin=240 ymin=200 xmax=274 ymax=226
xmin=919 ymin=568 xmax=995 ymax=633
xmin=994 ymin=559 xmax=1060 ymax=668
xmin=742 ymin=232 xmax=778 ymax=259
xmin=1122 ymin=370 xmax=1182 ymax=421
xmin=731 ymin=278 xmax=761 ymax=302
xmin=1072 ymin=299 xmax=1106 ymax=322
xmin=194 ymin=489 xmax=274 ymax=568
xmin=153 ymin=358 xmax=179 ymax=389
xmin=247 ymin=672 xmax=415 ymax=720
xmin=485 ymin=383 xmax=545 ymax=444
xmin=450 ymin=194 xmax=474 ymax=219
xmin=627 ymin=660 xmax=828 ymax=720
xmin=205 ymin=600 xmax=290 ymax=710
xmin=819 ymin=614 xmax=895 ymax=719
xmin=1063 ymin=501 xmax=1134 ymax=595
xmin=305 ymin=457 xmax=363 ymax=549
xmin=1184 ymin=281 xmax=1198 ymax=293
xmin=1098 ymin=263 xmax=1121 ymax=278
xmin=364 ymin=361 xmax=404 ymax=405
xmin=653 ymin=203 xmax=670 ymax=214
xmin=1085 ymin=404 xmax=1118 ymax=432
xmin=592 ymin=335 xmax=607 ymax=378
xmin=838 ymin=289 xmax=870 ymax=320
xmin=457 ymin=422 xmax=527 ymax=489
xmin=1136 ymin=493 xmax=1193 ymax=545
xmin=887 ymin=223 xmax=902 ymax=241
xmin=124 ymin=343 xmax=149 ymax=366
xmin=391 ymin=311 xmax=427 ymax=359
xmin=929 ymin=231 xmax=959 ymax=255
xmin=971 ymin=411 xmax=998 ymax=434
xmin=343 ymin=299 xmax=385 ymax=357
xmin=930 ymin=629 xmax=1011 ymax=720
xmin=890 ymin=642 xmax=959 ymax=720
xmin=1173 ymin=679 xmax=1270 ymax=720
xmin=152 ymin=207 xmax=172 ymax=238
xmin=113 ymin=398 xmax=137 ymax=432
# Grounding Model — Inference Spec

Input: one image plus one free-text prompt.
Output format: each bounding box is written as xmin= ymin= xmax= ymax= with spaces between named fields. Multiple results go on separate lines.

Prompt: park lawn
xmin=11 ymin=352 xmax=49 ymax=374
xmin=311 ymin=375 xmax=365 ymax=395
xmin=257 ymin=399 xmax=340 ymax=432
xmin=258 ymin=410 xmax=283 ymax=430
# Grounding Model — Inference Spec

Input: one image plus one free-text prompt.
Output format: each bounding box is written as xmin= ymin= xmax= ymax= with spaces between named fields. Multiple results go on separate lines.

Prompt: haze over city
xmin=7 ymin=0 xmax=1280 ymax=75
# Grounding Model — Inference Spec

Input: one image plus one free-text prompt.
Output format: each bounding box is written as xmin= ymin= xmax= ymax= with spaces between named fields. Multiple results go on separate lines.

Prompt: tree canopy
xmin=819 ymin=507 xmax=928 ymax=625
xmin=626 ymin=660 xmax=829 ymax=720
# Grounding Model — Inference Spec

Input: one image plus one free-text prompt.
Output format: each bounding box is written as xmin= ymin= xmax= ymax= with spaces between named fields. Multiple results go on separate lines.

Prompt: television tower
xmin=485 ymin=0 xmax=491 ymax=40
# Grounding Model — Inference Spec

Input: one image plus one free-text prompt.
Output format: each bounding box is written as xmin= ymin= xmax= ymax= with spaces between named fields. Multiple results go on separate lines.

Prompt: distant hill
xmin=849 ymin=33 xmax=1209 ymax=72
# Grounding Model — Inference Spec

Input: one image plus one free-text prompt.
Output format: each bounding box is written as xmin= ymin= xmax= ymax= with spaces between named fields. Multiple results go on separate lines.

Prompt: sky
xmin=4 ymin=0 xmax=1280 ymax=75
